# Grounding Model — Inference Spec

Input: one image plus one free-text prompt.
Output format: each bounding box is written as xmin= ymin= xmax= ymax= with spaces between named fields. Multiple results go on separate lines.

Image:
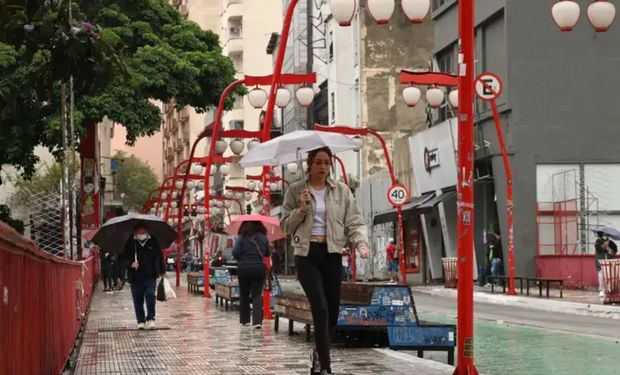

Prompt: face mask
xmin=136 ymin=234 xmax=148 ymax=241
xmin=602 ymin=236 xmax=609 ymax=241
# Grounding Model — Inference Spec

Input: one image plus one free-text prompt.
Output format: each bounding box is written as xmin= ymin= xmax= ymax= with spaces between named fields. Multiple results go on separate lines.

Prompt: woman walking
xmin=281 ymin=147 xmax=370 ymax=375
xmin=232 ymin=221 xmax=271 ymax=329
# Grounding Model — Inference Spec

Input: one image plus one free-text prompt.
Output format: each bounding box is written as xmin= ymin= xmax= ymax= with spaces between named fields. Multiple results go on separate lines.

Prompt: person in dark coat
xmin=211 ymin=250 xmax=225 ymax=268
xmin=594 ymin=231 xmax=618 ymax=298
xmin=486 ymin=230 xmax=503 ymax=286
xmin=231 ymin=221 xmax=271 ymax=329
xmin=100 ymin=251 xmax=115 ymax=292
xmin=121 ymin=223 xmax=166 ymax=330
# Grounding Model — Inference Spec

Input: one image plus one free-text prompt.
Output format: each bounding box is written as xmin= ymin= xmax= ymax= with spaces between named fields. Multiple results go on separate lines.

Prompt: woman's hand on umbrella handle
xmin=131 ymin=261 xmax=139 ymax=270
xmin=298 ymin=189 xmax=311 ymax=213
xmin=357 ymin=244 xmax=370 ymax=259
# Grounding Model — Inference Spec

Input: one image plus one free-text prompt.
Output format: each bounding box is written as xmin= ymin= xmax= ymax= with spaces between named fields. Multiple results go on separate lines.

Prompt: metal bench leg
xmin=560 ymin=283 xmax=563 ymax=298
xmin=526 ymin=280 xmax=530 ymax=296
xmin=448 ymin=349 xmax=455 ymax=365
xmin=274 ymin=315 xmax=279 ymax=331
xmin=417 ymin=350 xmax=424 ymax=359
xmin=539 ymin=282 xmax=543 ymax=297
xmin=305 ymin=324 xmax=311 ymax=342
xmin=288 ymin=318 xmax=294 ymax=336
xmin=225 ymin=300 xmax=229 ymax=310
xmin=546 ymin=282 xmax=550 ymax=298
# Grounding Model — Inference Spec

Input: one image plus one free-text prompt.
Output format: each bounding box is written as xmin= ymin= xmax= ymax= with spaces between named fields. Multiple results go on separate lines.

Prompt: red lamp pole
xmin=201 ymin=79 xmax=245 ymax=297
xmin=490 ymin=98 xmax=516 ymax=296
xmin=332 ymin=155 xmax=350 ymax=186
xmin=455 ymin=0 xmax=478 ymax=373
xmin=314 ymin=124 xmax=407 ymax=285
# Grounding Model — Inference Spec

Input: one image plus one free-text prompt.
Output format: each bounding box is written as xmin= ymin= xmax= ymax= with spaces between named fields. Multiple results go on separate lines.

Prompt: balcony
xmin=224 ymin=21 xmax=243 ymax=55
xmin=224 ymin=0 xmax=243 ymax=20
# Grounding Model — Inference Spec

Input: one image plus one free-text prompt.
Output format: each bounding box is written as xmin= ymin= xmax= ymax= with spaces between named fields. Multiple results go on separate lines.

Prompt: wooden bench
xmin=526 ymin=277 xmax=564 ymax=298
xmin=486 ymin=275 xmax=524 ymax=294
xmin=274 ymin=283 xmax=456 ymax=364
xmin=186 ymin=273 xmax=204 ymax=294
xmin=273 ymin=293 xmax=314 ymax=341
xmin=215 ymin=282 xmax=240 ymax=310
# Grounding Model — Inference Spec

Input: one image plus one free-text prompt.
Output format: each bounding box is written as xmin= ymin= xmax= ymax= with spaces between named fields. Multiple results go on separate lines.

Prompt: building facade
xmin=423 ymin=0 xmax=620 ymax=284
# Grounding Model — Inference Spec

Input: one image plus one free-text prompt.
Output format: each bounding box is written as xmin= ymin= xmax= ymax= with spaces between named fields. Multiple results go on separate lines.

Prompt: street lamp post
xmin=328 ymin=1 xmax=476 ymax=372
xmin=313 ymin=124 xmax=407 ymax=285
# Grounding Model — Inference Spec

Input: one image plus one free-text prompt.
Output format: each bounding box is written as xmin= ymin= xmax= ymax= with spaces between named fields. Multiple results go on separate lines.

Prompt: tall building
xmin=404 ymin=0 xmax=620 ymax=284
xmin=161 ymin=0 xmax=282 ymax=220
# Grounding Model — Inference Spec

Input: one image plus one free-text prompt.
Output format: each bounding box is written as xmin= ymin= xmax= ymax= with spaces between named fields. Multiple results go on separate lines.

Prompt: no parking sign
xmin=475 ymin=73 xmax=503 ymax=101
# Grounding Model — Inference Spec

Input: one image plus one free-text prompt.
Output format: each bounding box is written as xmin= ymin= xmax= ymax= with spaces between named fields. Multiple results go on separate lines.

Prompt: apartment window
xmin=330 ymin=92 xmax=335 ymax=124
xmin=329 ymin=31 xmax=334 ymax=62
xmin=229 ymin=120 xmax=244 ymax=130
xmin=436 ymin=45 xmax=456 ymax=123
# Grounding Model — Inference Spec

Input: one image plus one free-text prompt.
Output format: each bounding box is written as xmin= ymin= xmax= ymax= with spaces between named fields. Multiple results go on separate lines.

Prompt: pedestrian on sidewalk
xmin=486 ymin=229 xmax=503 ymax=287
xmin=231 ymin=221 xmax=271 ymax=329
xmin=100 ymin=251 xmax=115 ymax=292
xmin=281 ymin=147 xmax=370 ymax=375
xmin=121 ymin=223 xmax=166 ymax=330
xmin=594 ymin=231 xmax=618 ymax=298
xmin=385 ymin=239 xmax=399 ymax=283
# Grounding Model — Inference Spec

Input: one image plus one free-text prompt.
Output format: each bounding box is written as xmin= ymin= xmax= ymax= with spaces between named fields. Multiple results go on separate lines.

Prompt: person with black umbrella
xmin=121 ymin=222 xmax=166 ymax=330
xmin=594 ymin=230 xmax=618 ymax=298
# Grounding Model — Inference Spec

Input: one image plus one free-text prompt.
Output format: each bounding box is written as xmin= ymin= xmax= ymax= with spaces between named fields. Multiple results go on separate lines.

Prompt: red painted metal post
xmin=313 ymin=124 xmax=408 ymax=284
xmin=332 ymin=155 xmax=350 ymax=186
xmin=490 ymin=99 xmax=516 ymax=296
xmin=203 ymin=79 xmax=245 ymax=298
xmin=454 ymin=0 xmax=479 ymax=373
xmin=258 ymin=0 xmax=300 ymax=321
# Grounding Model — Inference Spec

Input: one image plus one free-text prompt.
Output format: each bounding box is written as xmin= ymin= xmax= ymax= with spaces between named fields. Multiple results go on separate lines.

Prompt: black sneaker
xmin=310 ymin=349 xmax=321 ymax=374
xmin=320 ymin=370 xmax=332 ymax=375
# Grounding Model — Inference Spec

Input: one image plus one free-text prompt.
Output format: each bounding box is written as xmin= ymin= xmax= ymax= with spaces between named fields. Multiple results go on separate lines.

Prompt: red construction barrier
xmin=0 ymin=222 xmax=97 ymax=375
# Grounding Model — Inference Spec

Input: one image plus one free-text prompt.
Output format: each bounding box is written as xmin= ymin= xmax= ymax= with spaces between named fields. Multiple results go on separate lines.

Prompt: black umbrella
xmin=591 ymin=226 xmax=620 ymax=241
xmin=92 ymin=213 xmax=177 ymax=253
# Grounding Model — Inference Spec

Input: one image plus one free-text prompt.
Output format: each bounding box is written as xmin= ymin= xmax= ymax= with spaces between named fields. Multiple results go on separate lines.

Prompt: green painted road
xmin=419 ymin=311 xmax=620 ymax=375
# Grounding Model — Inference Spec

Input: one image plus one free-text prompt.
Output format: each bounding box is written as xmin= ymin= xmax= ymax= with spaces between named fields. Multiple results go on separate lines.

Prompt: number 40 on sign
xmin=387 ymin=184 xmax=410 ymax=207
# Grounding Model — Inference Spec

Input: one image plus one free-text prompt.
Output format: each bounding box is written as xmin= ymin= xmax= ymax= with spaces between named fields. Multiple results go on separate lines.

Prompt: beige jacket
xmin=280 ymin=178 xmax=369 ymax=257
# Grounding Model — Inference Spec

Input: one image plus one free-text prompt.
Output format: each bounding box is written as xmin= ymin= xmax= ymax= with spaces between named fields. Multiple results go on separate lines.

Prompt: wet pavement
xmin=74 ymin=276 xmax=453 ymax=375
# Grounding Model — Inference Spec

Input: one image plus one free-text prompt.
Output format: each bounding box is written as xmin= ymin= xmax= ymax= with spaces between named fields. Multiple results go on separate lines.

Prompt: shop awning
xmin=417 ymin=190 xmax=457 ymax=209
xmin=372 ymin=193 xmax=435 ymax=225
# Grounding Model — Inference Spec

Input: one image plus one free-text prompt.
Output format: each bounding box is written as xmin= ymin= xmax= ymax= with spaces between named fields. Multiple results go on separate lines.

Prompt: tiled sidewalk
xmin=74 ymin=277 xmax=453 ymax=375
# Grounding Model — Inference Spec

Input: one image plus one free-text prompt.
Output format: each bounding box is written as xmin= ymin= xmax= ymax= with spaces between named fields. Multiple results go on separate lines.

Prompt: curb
xmin=412 ymin=286 xmax=620 ymax=320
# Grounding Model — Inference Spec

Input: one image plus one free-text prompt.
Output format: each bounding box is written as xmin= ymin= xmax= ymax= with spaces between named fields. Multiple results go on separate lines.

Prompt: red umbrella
xmin=224 ymin=214 xmax=286 ymax=242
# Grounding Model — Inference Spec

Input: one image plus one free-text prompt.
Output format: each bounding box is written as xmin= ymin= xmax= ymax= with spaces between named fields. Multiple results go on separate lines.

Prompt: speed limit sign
xmin=387 ymin=184 xmax=410 ymax=207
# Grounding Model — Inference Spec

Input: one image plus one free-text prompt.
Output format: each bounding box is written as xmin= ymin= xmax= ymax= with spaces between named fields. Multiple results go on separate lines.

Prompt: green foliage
xmin=0 ymin=0 xmax=236 ymax=176
xmin=8 ymin=160 xmax=78 ymax=208
xmin=113 ymin=151 xmax=159 ymax=211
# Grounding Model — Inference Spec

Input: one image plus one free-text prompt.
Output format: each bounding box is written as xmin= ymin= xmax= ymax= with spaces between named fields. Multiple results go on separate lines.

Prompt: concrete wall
xmin=433 ymin=0 xmax=620 ymax=277
xmin=360 ymin=4 xmax=434 ymax=176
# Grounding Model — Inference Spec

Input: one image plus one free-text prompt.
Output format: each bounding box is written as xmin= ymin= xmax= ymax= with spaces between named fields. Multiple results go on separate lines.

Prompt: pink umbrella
xmin=224 ymin=214 xmax=286 ymax=242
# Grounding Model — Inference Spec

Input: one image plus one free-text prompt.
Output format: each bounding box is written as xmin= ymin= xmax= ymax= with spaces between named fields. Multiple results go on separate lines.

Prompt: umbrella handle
xmin=297 ymin=148 xmax=307 ymax=188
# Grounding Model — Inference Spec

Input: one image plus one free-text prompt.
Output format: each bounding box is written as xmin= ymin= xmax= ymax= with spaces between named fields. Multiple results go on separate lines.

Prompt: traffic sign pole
xmin=387 ymin=184 xmax=410 ymax=285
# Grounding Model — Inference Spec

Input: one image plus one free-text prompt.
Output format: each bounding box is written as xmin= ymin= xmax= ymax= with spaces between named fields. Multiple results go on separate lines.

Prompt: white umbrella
xmin=239 ymin=130 xmax=361 ymax=169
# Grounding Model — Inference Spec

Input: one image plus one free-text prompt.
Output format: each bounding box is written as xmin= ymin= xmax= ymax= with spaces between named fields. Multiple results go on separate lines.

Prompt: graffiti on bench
xmin=388 ymin=326 xmax=455 ymax=347
xmin=337 ymin=285 xmax=418 ymax=327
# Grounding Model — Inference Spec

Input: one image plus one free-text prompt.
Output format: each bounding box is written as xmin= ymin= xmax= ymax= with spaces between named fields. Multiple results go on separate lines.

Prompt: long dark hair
xmin=238 ymin=221 xmax=267 ymax=237
xmin=306 ymin=146 xmax=333 ymax=173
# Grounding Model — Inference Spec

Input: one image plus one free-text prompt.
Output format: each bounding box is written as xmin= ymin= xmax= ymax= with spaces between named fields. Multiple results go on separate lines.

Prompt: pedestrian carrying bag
xmin=157 ymin=278 xmax=166 ymax=302
xmin=162 ymin=277 xmax=176 ymax=300
xmin=250 ymin=237 xmax=272 ymax=291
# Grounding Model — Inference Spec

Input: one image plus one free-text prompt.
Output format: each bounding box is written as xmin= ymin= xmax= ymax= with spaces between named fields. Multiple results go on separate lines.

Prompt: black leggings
xmin=295 ymin=243 xmax=342 ymax=372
